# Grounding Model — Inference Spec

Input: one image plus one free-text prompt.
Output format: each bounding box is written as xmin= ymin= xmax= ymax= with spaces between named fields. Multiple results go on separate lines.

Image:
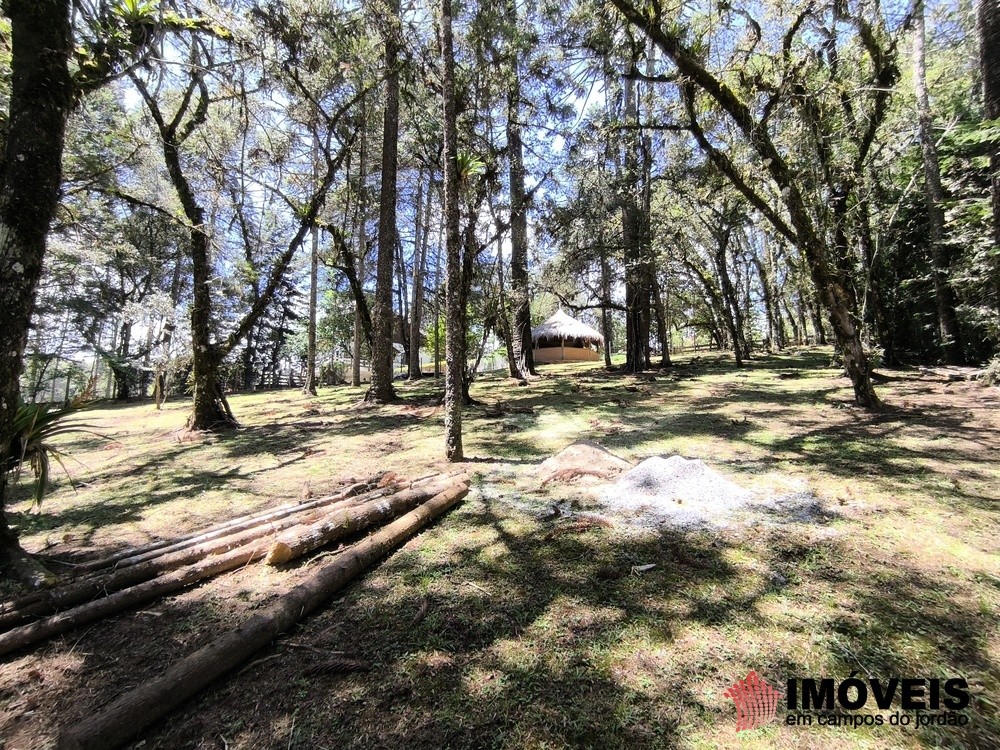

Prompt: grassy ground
xmin=1 ymin=348 xmax=999 ymax=749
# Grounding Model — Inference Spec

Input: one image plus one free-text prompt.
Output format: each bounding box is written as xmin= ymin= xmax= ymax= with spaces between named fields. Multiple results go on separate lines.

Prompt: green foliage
xmin=422 ymin=316 xmax=446 ymax=362
xmin=2 ymin=402 xmax=101 ymax=509
xmin=456 ymin=152 xmax=487 ymax=180
xmin=981 ymin=357 xmax=1000 ymax=388
xmin=111 ymin=0 xmax=158 ymax=25
xmin=73 ymin=0 xmax=231 ymax=92
xmin=319 ymin=290 xmax=364 ymax=360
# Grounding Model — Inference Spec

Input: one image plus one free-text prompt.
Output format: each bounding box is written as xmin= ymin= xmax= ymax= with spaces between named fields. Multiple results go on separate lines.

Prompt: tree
xmin=503 ymin=0 xmax=536 ymax=381
xmin=619 ymin=74 xmax=651 ymax=373
xmin=609 ymin=0 xmax=898 ymax=407
xmin=980 ymin=0 xmax=1000 ymax=308
xmin=913 ymin=0 xmax=962 ymax=363
xmin=0 ymin=0 xmax=183 ymax=571
xmin=0 ymin=0 xmax=75 ymax=567
xmin=303 ymin=140 xmax=321 ymax=396
xmin=367 ymin=0 xmax=402 ymax=403
xmin=125 ymin=1 xmax=372 ymax=429
xmin=408 ymin=170 xmax=432 ymax=379
xmin=441 ymin=0 xmax=464 ymax=461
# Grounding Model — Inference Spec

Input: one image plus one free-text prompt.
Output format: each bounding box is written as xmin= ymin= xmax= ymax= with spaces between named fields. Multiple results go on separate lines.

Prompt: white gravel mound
xmin=603 ymin=455 xmax=769 ymax=529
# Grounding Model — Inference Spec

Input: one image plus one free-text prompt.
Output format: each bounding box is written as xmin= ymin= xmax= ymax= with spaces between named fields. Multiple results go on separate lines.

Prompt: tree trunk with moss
xmin=611 ymin=0 xmax=883 ymax=407
xmin=441 ymin=0 xmax=463 ymax=461
xmin=0 ymin=0 xmax=75 ymax=571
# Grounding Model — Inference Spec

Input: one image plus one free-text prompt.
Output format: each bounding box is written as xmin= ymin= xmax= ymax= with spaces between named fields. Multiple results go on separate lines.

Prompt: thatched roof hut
xmin=531 ymin=310 xmax=603 ymax=363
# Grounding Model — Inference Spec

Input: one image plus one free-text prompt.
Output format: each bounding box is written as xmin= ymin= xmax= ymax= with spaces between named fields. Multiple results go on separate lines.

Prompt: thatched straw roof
xmin=531 ymin=309 xmax=604 ymax=345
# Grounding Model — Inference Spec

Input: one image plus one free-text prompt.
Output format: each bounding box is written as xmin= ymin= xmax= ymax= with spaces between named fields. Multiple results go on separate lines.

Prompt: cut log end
xmin=265 ymin=542 xmax=293 ymax=566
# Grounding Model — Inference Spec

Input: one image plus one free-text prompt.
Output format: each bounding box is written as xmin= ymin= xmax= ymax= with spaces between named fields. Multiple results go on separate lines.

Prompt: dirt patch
xmin=536 ymin=440 xmax=632 ymax=486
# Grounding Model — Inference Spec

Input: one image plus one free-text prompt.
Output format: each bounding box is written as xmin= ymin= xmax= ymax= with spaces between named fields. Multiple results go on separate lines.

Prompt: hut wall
xmin=532 ymin=346 xmax=600 ymax=363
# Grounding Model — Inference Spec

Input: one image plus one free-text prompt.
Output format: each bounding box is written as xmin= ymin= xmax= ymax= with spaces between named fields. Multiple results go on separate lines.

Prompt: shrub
xmin=981 ymin=356 xmax=1000 ymax=387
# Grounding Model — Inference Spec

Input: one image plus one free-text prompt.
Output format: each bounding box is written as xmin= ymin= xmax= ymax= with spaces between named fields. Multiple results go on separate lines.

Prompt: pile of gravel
xmin=602 ymin=455 xmax=821 ymax=530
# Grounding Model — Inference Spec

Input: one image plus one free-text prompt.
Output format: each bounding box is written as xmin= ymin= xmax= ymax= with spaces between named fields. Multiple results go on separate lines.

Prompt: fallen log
xmin=72 ymin=477 xmax=383 ymax=574
xmin=76 ymin=471 xmax=446 ymax=575
xmin=56 ymin=480 xmax=470 ymax=750
xmin=265 ymin=475 xmax=470 ymax=565
xmin=0 ymin=483 xmax=399 ymax=629
xmin=0 ymin=476 xmax=469 ymax=655
xmin=0 ymin=544 xmax=266 ymax=656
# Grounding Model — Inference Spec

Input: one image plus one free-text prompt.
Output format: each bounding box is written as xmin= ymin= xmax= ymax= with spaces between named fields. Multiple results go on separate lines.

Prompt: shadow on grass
xmin=5 ymin=479 xmax=997 ymax=750
xmin=776 ymin=536 xmax=1000 ymax=750
xmin=101 ymin=489 xmax=997 ymax=749
xmin=120 ymin=498 xmax=748 ymax=749
xmin=7 ymin=456 xmax=250 ymax=560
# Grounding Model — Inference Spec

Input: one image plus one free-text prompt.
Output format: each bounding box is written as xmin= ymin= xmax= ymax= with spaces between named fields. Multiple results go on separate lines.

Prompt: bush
xmin=981 ymin=356 xmax=1000 ymax=387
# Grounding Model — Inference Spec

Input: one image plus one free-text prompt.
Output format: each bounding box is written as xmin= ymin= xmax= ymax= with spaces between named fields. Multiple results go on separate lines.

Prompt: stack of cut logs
xmin=0 ymin=471 xmax=470 ymax=750
xmin=0 ymin=471 xmax=469 ymax=656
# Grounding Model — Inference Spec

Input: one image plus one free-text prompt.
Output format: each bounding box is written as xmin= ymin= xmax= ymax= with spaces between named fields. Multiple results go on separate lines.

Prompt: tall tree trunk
xmin=351 ymin=144 xmax=368 ymax=388
xmin=504 ymin=17 xmax=535 ymax=380
xmin=794 ymin=288 xmax=808 ymax=346
xmin=394 ymin=237 xmax=409 ymax=368
xmin=242 ymin=328 xmax=255 ymax=392
xmin=154 ymin=329 xmax=174 ymax=407
xmin=914 ymin=1 xmax=963 ymax=363
xmin=496 ymin=231 xmax=521 ymax=379
xmin=766 ymin=240 xmax=786 ymax=350
xmin=433 ymin=210 xmax=443 ymax=379
xmin=189 ymin=254 xmax=237 ymax=429
xmin=187 ymin=203 xmax=236 ymax=429
xmin=752 ymin=252 xmax=778 ymax=351
xmin=367 ymin=0 xmax=401 ymax=403
xmin=809 ymin=293 xmax=827 ymax=346
xmin=441 ymin=0 xmax=463 ymax=461
xmin=714 ymin=229 xmax=748 ymax=365
xmin=154 ymin=250 xmax=183 ymax=409
xmin=783 ymin=297 xmax=801 ymax=346
xmin=236 ymin=195 xmax=262 ymax=393
xmin=639 ymin=52 xmax=656 ymax=369
xmin=651 ymin=273 xmax=671 ymax=366
xmin=599 ymin=237 xmax=614 ymax=368
xmin=621 ymin=77 xmax=646 ymax=374
xmin=303 ymin=219 xmax=319 ymax=395
xmin=460 ymin=217 xmax=479 ymax=405
xmin=0 ymin=0 xmax=75 ymax=565
xmin=303 ymin=133 xmax=320 ymax=395
xmin=408 ymin=171 xmax=430 ymax=380
xmin=979 ymin=0 xmax=1000 ymax=312
xmin=113 ymin=320 xmax=132 ymax=400
xmin=855 ymin=177 xmax=885 ymax=352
